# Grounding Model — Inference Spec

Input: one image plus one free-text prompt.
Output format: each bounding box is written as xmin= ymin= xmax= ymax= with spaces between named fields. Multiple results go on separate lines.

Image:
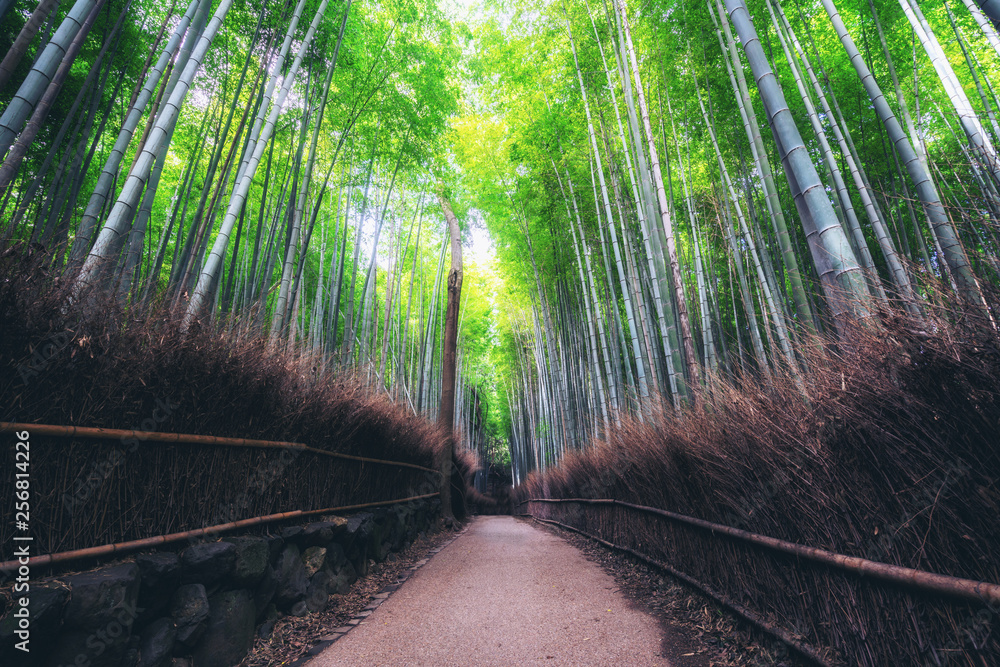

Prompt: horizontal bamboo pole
xmin=532 ymin=516 xmax=831 ymax=667
xmin=0 ymin=492 xmax=440 ymax=573
xmin=527 ymin=498 xmax=1000 ymax=606
xmin=298 ymin=493 xmax=440 ymax=518
xmin=0 ymin=421 xmax=441 ymax=477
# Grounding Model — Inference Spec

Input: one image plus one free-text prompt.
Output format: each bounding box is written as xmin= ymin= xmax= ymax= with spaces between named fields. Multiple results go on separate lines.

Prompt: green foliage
xmin=3 ymin=0 xmax=1000 ymax=480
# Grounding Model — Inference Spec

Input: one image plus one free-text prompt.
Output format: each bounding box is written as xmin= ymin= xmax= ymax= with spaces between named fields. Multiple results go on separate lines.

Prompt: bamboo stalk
xmin=0 ymin=422 xmax=441 ymax=476
xmin=527 ymin=498 xmax=1000 ymax=606
xmin=0 ymin=493 xmax=440 ymax=573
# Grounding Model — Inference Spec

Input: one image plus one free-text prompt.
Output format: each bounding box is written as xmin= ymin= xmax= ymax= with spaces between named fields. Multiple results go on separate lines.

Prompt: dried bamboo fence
xmin=525 ymin=498 xmax=999 ymax=666
xmin=0 ymin=422 xmax=443 ymax=560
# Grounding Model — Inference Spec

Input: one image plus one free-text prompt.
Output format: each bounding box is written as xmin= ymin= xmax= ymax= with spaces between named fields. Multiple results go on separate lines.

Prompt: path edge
xmin=295 ymin=520 xmax=474 ymax=666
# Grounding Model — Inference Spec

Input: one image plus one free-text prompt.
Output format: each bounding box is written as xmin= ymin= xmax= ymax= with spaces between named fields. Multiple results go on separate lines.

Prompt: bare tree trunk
xmin=437 ymin=190 xmax=462 ymax=522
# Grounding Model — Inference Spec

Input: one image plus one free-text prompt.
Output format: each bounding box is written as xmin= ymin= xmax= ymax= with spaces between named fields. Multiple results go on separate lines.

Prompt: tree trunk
xmin=0 ymin=0 xmax=113 ymax=200
xmin=74 ymin=0 xmax=230 ymax=293
xmin=710 ymin=0 xmax=815 ymax=334
xmin=437 ymin=190 xmax=462 ymax=521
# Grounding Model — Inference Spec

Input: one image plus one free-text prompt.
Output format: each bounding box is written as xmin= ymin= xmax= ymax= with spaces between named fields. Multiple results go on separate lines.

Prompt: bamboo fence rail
xmin=526 ymin=498 xmax=1000 ymax=606
xmin=0 ymin=421 xmax=442 ymax=476
xmin=0 ymin=492 xmax=440 ymax=573
xmin=0 ymin=421 xmax=446 ymax=573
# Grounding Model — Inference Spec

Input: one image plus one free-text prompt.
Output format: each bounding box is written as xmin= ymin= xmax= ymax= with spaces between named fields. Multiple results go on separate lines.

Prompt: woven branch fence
xmin=0 ymin=422 xmax=442 ymax=559
xmin=526 ymin=498 xmax=999 ymax=666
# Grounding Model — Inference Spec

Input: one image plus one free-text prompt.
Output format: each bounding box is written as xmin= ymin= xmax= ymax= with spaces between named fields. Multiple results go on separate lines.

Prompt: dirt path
xmin=311 ymin=515 xmax=683 ymax=666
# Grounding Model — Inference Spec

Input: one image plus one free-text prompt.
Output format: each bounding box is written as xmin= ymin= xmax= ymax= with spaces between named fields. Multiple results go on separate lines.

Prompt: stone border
xmin=294 ymin=522 xmax=472 ymax=665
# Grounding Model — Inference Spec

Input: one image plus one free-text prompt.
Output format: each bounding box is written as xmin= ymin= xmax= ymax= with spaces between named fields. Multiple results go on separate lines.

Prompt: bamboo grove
xmin=0 ymin=0 xmax=510 ymax=479
xmin=2 ymin=0 xmax=1000 ymax=485
xmin=454 ymin=0 xmax=1000 ymax=484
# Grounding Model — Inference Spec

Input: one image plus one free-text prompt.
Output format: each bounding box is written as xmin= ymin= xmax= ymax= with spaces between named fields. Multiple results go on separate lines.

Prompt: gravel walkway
xmin=311 ymin=515 xmax=673 ymax=666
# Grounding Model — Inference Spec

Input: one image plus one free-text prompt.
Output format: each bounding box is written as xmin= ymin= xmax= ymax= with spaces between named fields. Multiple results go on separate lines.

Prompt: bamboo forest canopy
xmin=1 ymin=0 xmax=999 ymax=483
